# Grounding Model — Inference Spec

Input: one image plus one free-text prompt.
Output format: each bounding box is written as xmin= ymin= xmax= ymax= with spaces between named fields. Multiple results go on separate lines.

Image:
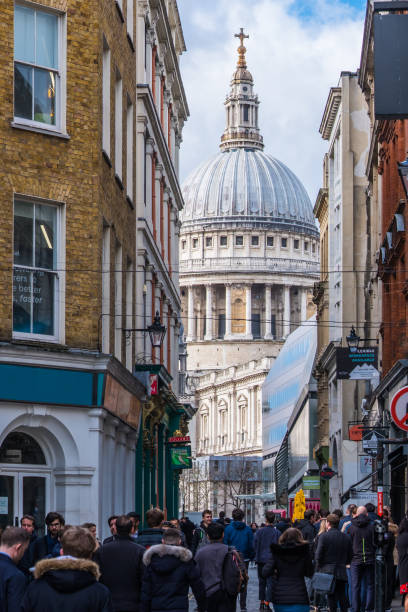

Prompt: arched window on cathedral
xmin=218 ymin=399 xmax=228 ymax=448
xmin=200 ymin=405 xmax=209 ymax=451
xmin=237 ymin=395 xmax=248 ymax=444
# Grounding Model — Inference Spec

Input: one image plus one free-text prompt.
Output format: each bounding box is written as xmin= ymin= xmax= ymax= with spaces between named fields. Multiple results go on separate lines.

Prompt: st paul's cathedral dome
xmin=179 ymin=29 xmax=319 ymax=365
xmin=180 ymin=29 xmax=316 ymax=235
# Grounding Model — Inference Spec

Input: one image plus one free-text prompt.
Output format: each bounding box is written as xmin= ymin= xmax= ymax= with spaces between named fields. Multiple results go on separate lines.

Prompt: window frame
xmin=13 ymin=3 xmax=66 ymax=134
xmin=251 ymin=235 xmax=259 ymax=247
xmin=266 ymin=235 xmax=274 ymax=247
xmin=220 ymin=235 xmax=228 ymax=247
xmin=294 ymin=238 xmax=300 ymax=250
xmin=102 ymin=36 xmax=111 ymax=157
xmin=192 ymin=237 xmax=199 ymax=249
xmin=281 ymin=237 xmax=288 ymax=248
xmin=235 ymin=235 xmax=244 ymax=247
xmin=205 ymin=236 xmax=212 ymax=248
xmin=12 ymin=195 xmax=64 ymax=343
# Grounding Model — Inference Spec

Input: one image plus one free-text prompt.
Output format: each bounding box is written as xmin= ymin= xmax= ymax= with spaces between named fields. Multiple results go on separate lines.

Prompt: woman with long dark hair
xmin=262 ymin=527 xmax=313 ymax=612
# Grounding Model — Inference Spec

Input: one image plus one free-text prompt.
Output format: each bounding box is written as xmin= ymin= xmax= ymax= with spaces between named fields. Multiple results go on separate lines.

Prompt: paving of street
xmin=189 ymin=565 xmax=405 ymax=611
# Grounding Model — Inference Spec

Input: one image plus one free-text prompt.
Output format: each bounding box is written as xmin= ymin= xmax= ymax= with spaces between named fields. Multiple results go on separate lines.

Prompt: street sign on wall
xmin=302 ymin=476 xmax=320 ymax=490
xmin=336 ymin=347 xmax=379 ymax=380
xmin=390 ymin=386 xmax=408 ymax=432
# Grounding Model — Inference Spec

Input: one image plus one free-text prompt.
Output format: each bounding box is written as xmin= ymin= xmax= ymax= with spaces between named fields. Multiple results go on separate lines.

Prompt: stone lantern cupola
xmin=220 ymin=28 xmax=264 ymax=152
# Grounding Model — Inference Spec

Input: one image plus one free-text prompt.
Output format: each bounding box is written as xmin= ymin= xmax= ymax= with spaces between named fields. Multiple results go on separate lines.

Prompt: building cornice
xmin=137 ymin=84 xmax=184 ymax=211
xmin=196 ymin=371 xmax=271 ymax=395
xmin=180 ymin=217 xmax=320 ymax=238
xmin=358 ymin=0 xmax=374 ymax=92
xmin=153 ymin=0 xmax=189 ymax=120
xmin=320 ymin=87 xmax=342 ymax=141
xmin=365 ymin=120 xmax=379 ymax=178
xmin=313 ymin=187 xmax=328 ymax=220
xmin=179 ymin=256 xmax=319 ymax=278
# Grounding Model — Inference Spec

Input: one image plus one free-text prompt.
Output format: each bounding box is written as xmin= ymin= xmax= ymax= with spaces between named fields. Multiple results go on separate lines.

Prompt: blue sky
xmin=176 ymin=0 xmax=367 ymax=201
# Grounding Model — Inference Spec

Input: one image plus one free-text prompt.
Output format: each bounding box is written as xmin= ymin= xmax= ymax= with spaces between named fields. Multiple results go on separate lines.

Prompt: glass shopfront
xmin=0 ymin=432 xmax=49 ymax=533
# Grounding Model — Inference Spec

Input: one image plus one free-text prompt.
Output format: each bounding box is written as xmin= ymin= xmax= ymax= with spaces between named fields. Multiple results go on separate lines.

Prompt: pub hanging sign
xmin=170 ymin=446 xmax=192 ymax=470
xmin=336 ymin=347 xmax=379 ymax=380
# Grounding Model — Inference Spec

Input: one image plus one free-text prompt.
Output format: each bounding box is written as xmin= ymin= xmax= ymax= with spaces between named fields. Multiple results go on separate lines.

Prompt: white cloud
xmin=177 ymin=0 xmax=365 ymax=203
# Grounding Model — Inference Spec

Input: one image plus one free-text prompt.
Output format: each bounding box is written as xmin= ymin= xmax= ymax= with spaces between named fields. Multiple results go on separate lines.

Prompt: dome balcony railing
xmin=179 ymin=256 xmax=319 ymax=275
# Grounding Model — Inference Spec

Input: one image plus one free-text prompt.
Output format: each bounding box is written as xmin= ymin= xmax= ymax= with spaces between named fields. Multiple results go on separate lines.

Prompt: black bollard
xmin=374 ymin=519 xmax=386 ymax=612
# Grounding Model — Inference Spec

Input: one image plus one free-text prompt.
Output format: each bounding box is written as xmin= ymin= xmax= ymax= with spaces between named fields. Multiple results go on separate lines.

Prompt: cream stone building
xmin=179 ymin=32 xmax=319 ymax=471
xmin=134 ymin=0 xmax=188 ymax=375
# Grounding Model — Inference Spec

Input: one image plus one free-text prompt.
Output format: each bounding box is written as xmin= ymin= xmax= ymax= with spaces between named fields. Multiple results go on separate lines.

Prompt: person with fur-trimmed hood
xmin=140 ymin=527 xmax=206 ymax=612
xmin=21 ymin=526 xmax=113 ymax=612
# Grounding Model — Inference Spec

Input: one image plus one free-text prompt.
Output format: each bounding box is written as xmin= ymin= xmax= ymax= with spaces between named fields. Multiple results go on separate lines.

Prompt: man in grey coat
xmin=195 ymin=522 xmax=237 ymax=612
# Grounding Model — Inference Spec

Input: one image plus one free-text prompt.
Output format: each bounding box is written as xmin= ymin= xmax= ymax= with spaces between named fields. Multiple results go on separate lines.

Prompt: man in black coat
xmin=137 ymin=508 xmax=165 ymax=549
xmin=0 ymin=527 xmax=31 ymax=610
xmin=297 ymin=509 xmax=316 ymax=547
xmin=254 ymin=511 xmax=280 ymax=610
xmin=179 ymin=516 xmax=195 ymax=550
xmin=348 ymin=506 xmax=375 ymax=612
xmin=315 ymin=513 xmax=352 ymax=612
xmin=95 ymin=514 xmax=145 ymax=611
xmin=18 ymin=514 xmax=38 ymax=578
xmin=102 ymin=515 xmax=118 ymax=545
xmin=191 ymin=509 xmax=212 ymax=556
xmin=32 ymin=511 xmax=65 ymax=563
xmin=195 ymin=522 xmax=240 ymax=612
xmin=140 ymin=528 xmax=206 ymax=612
xmin=21 ymin=526 xmax=112 ymax=612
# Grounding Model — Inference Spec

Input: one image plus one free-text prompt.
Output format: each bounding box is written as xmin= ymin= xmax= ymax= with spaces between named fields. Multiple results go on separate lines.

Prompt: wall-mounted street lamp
xmin=123 ymin=311 xmax=166 ymax=348
xmin=397 ymin=156 xmax=408 ymax=199
xmin=346 ymin=326 xmax=360 ymax=351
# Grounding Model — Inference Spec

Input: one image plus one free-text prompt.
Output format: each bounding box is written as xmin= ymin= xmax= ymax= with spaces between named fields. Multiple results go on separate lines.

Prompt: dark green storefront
xmin=134 ymin=365 xmax=192 ymax=522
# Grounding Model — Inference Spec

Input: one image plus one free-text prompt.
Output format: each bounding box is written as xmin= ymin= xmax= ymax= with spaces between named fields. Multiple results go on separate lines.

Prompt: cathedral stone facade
xmin=180 ymin=32 xmax=319 ymax=467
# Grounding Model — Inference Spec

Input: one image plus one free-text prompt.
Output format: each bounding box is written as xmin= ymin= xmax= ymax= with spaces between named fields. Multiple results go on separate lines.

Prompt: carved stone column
xmin=245 ymin=285 xmax=253 ymax=339
xmin=264 ymin=284 xmax=273 ymax=339
xmin=225 ymin=284 xmax=232 ymax=338
xmin=301 ymin=288 xmax=308 ymax=323
xmin=283 ymin=286 xmax=290 ymax=338
xmin=204 ymin=284 xmax=213 ymax=340
xmin=186 ymin=285 xmax=194 ymax=342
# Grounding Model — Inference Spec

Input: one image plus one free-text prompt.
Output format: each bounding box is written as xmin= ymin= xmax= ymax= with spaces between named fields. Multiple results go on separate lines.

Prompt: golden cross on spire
xmin=235 ymin=27 xmax=249 ymax=68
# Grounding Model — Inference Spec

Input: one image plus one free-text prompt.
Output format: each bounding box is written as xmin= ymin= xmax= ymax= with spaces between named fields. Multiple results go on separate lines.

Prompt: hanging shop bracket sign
xmin=168 ymin=436 xmax=191 ymax=444
xmin=362 ymin=429 xmax=387 ymax=457
xmin=336 ymin=347 xmax=379 ymax=380
xmin=170 ymin=446 xmax=192 ymax=470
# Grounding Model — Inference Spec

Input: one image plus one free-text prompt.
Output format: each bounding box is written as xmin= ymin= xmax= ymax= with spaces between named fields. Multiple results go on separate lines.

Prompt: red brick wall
xmin=379 ymin=120 xmax=408 ymax=375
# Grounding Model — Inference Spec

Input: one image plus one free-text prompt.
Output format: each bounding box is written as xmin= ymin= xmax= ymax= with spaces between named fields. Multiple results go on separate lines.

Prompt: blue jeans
xmin=350 ymin=563 xmax=374 ymax=612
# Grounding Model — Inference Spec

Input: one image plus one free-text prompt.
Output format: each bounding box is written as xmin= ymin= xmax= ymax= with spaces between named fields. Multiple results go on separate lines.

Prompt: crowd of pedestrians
xmin=0 ymin=502 xmax=407 ymax=611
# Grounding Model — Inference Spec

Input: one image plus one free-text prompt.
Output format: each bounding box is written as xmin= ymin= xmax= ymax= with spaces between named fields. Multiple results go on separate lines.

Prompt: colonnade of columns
xmin=184 ymin=283 xmax=310 ymax=342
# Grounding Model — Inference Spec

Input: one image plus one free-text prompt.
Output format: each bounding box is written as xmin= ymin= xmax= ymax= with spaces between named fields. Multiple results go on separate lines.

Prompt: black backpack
xmin=221 ymin=547 xmax=247 ymax=596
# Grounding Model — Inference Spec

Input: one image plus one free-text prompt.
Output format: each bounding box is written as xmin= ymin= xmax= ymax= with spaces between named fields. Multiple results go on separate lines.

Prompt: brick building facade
xmin=377 ymin=121 xmax=408 ymax=375
xmin=0 ymin=0 xmax=188 ymax=535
